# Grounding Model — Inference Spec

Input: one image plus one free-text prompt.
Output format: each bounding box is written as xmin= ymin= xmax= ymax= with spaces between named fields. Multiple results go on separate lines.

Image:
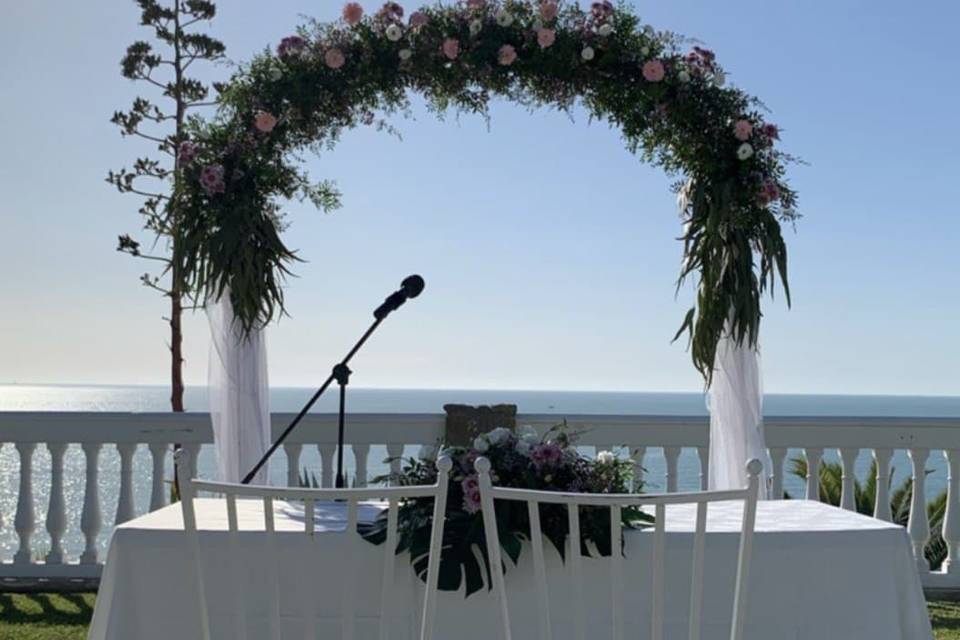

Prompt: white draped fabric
xmin=707 ymin=332 xmax=769 ymax=499
xmin=206 ymin=289 xmax=271 ymax=484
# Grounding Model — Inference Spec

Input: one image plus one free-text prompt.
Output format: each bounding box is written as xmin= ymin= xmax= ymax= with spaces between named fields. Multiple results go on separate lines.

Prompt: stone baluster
xmin=907 ymin=448 xmax=930 ymax=574
xmin=768 ymin=447 xmax=787 ymax=500
xmin=631 ymin=446 xmax=647 ymax=492
xmin=45 ymin=442 xmax=68 ymax=564
xmin=80 ymin=442 xmax=102 ymax=564
xmin=13 ymin=443 xmax=36 ymax=565
xmin=664 ymin=446 xmax=681 ymax=493
xmin=696 ymin=446 xmax=709 ymax=491
xmin=943 ymin=450 xmax=960 ymax=574
xmin=148 ymin=443 xmax=167 ymax=511
xmin=284 ymin=443 xmax=303 ymax=487
xmin=352 ymin=444 xmax=370 ymax=487
xmin=873 ymin=448 xmax=893 ymax=521
xmin=804 ymin=447 xmax=823 ymax=501
xmin=115 ymin=443 xmax=137 ymax=525
xmin=319 ymin=445 xmax=336 ymax=488
xmin=386 ymin=444 xmax=404 ymax=485
xmin=839 ymin=448 xmax=859 ymax=511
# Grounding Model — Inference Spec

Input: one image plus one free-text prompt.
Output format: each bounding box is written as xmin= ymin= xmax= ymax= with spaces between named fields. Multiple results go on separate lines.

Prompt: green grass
xmin=0 ymin=593 xmax=958 ymax=638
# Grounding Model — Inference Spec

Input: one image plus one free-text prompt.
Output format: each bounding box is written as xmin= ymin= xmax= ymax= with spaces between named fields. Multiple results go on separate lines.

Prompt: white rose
xmin=473 ymin=435 xmax=490 ymax=453
xmin=713 ymin=71 xmax=726 ymax=87
xmin=597 ymin=23 xmax=614 ymax=37
xmin=640 ymin=46 xmax=649 ymax=56
xmin=385 ymin=24 xmax=403 ymax=42
xmin=487 ymin=427 xmax=511 ymax=445
xmin=518 ymin=424 xmax=537 ymax=439
xmin=516 ymin=440 xmax=533 ymax=456
xmin=677 ymin=70 xmax=691 ymax=83
xmin=737 ymin=143 xmax=754 ymax=161
xmin=581 ymin=46 xmax=595 ymax=61
xmin=597 ymin=450 xmax=616 ymax=465
xmin=496 ymin=10 xmax=514 ymax=27
xmin=418 ymin=444 xmax=438 ymax=461
xmin=398 ymin=48 xmax=412 ymax=61
xmin=268 ymin=67 xmax=283 ymax=81
xmin=643 ymin=25 xmax=655 ymax=36
xmin=469 ymin=19 xmax=483 ymax=36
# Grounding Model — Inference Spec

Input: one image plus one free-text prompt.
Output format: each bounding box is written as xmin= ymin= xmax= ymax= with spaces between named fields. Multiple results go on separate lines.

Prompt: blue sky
xmin=1 ymin=1 xmax=958 ymax=395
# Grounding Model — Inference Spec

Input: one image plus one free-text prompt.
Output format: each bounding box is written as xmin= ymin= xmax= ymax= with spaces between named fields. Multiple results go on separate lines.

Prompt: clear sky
xmin=1 ymin=1 xmax=958 ymax=395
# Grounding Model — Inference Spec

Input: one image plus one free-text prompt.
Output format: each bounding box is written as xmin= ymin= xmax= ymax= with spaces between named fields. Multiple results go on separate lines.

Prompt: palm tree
xmin=788 ymin=457 xmax=946 ymax=569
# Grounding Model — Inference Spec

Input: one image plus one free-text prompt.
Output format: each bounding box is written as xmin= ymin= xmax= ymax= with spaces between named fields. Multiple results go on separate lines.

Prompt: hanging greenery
xmin=175 ymin=0 xmax=799 ymax=380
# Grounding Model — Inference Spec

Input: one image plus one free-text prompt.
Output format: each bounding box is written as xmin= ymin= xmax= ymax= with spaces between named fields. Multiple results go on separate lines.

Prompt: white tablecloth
xmin=88 ymin=499 xmax=932 ymax=640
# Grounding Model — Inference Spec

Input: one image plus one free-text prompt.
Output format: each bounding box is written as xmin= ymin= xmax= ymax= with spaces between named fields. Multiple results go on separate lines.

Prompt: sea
xmin=0 ymin=384 xmax=958 ymax=564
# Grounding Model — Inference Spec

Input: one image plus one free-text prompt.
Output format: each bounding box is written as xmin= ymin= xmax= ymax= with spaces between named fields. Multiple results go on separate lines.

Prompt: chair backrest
xmin=475 ymin=456 xmax=762 ymax=640
xmin=176 ymin=449 xmax=453 ymax=640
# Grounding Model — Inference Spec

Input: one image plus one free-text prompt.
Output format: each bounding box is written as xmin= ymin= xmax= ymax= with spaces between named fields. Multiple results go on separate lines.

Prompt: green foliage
xmin=174 ymin=1 xmax=799 ymax=381
xmin=788 ymin=456 xmax=946 ymax=569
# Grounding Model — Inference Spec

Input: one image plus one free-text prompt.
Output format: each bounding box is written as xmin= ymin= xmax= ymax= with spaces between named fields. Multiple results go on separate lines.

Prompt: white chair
xmin=475 ymin=457 xmax=763 ymax=640
xmin=176 ymin=450 xmax=453 ymax=640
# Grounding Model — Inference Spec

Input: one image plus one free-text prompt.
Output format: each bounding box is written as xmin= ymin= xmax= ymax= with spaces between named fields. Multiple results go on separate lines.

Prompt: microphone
xmin=374 ymin=274 xmax=425 ymax=320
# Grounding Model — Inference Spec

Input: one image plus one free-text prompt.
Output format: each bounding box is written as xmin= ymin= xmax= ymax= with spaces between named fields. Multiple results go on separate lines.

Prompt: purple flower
xmin=276 ymin=35 xmax=306 ymax=59
xmin=463 ymin=488 xmax=482 ymax=513
xmin=178 ymin=141 xmax=198 ymax=165
xmin=199 ymin=164 xmax=226 ymax=196
xmin=531 ymin=443 xmax=563 ymax=470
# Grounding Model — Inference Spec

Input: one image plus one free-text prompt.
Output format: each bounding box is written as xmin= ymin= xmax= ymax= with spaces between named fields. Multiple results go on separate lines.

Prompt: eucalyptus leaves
xmin=176 ymin=0 xmax=798 ymax=380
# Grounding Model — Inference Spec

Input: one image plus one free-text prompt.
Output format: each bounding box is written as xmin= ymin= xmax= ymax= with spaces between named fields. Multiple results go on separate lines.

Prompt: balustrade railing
xmin=0 ymin=412 xmax=957 ymax=589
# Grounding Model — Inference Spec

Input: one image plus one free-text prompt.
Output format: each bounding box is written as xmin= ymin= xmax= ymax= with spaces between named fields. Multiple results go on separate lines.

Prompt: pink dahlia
xmin=324 ymin=48 xmax=346 ymax=69
xmin=734 ymin=119 xmax=753 ymax=141
xmin=537 ymin=27 xmax=556 ymax=49
xmin=199 ymin=164 xmax=226 ymax=196
xmin=342 ymin=2 xmax=364 ymax=25
xmin=498 ymin=44 xmax=517 ymax=66
xmin=276 ymin=35 xmax=306 ymax=59
xmin=642 ymin=59 xmax=665 ymax=82
xmin=254 ymin=111 xmax=278 ymax=133
xmin=409 ymin=11 xmax=428 ymax=28
xmin=442 ymin=38 xmax=460 ymax=60
xmin=178 ymin=141 xmax=198 ymax=165
xmin=540 ymin=1 xmax=559 ymax=21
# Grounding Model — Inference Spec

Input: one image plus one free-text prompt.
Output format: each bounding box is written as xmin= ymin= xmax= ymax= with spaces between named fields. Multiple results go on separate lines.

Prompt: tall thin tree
xmin=108 ymin=0 xmax=225 ymax=412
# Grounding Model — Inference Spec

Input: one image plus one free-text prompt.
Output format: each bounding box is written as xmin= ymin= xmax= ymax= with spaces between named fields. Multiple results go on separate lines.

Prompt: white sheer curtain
xmin=206 ymin=288 xmax=271 ymax=484
xmin=707 ymin=330 xmax=770 ymax=499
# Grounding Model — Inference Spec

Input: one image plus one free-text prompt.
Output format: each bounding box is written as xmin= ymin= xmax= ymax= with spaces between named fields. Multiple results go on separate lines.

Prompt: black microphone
xmin=374 ymin=274 xmax=425 ymax=320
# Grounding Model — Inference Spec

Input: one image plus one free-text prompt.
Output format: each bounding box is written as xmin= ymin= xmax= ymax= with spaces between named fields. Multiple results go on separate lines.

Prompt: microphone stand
xmin=241 ymin=315 xmax=384 ymax=485
xmin=241 ymin=275 xmax=424 ymax=486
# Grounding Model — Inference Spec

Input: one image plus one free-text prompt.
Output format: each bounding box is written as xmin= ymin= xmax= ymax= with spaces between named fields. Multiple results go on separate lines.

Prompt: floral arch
xmin=175 ymin=0 xmax=797 ymax=380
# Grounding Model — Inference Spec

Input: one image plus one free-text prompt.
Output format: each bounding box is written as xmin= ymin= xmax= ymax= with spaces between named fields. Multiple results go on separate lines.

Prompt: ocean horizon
xmin=0 ymin=384 xmax=957 ymax=565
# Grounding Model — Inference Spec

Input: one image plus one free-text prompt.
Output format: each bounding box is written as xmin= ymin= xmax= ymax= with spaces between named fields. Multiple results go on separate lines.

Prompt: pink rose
xmin=442 ymin=38 xmax=460 ymax=60
xmin=537 ymin=27 xmax=556 ymax=49
xmin=342 ymin=2 xmax=364 ymax=25
xmin=324 ymin=48 xmax=346 ymax=69
xmin=498 ymin=44 xmax=517 ymax=66
xmin=254 ymin=111 xmax=278 ymax=133
xmin=642 ymin=59 xmax=665 ymax=82
xmin=409 ymin=11 xmax=428 ymax=28
xmin=466 ymin=0 xmax=486 ymax=9
xmin=734 ymin=119 xmax=753 ymax=141
xmin=540 ymin=1 xmax=559 ymax=21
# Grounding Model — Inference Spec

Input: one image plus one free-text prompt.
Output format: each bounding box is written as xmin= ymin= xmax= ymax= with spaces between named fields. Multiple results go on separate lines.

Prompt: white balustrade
xmin=0 ymin=411 xmax=957 ymax=590
xmin=80 ymin=442 xmax=102 ymax=565
xmin=45 ymin=442 xmax=67 ymax=565
xmin=804 ymin=447 xmax=823 ymax=501
xmin=13 ymin=443 xmax=36 ymax=565
xmin=944 ymin=450 xmax=960 ymax=575
xmin=839 ymin=448 xmax=859 ymax=511
xmin=908 ymin=448 xmax=931 ymax=574
xmin=769 ymin=447 xmax=787 ymax=500
xmin=696 ymin=446 xmax=709 ymax=491
xmin=115 ymin=443 xmax=137 ymax=525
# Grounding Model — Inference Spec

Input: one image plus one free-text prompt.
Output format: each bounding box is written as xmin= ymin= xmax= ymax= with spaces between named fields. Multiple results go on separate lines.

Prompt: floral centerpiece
xmin=360 ymin=423 xmax=652 ymax=596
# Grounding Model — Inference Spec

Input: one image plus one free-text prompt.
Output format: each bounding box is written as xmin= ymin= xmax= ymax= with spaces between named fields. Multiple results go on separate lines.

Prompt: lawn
xmin=0 ymin=593 xmax=958 ymax=639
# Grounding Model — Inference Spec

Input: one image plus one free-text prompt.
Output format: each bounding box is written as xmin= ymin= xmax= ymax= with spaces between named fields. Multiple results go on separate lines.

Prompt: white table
xmin=88 ymin=499 xmax=932 ymax=640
